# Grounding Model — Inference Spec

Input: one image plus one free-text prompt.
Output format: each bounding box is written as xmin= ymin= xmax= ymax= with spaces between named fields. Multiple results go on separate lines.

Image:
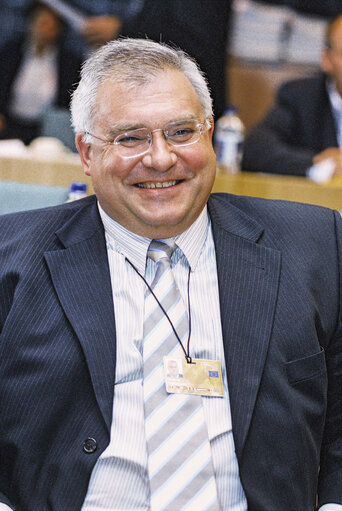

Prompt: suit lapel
xmin=320 ymin=104 xmax=338 ymax=149
xmin=42 ymin=193 xmax=281 ymax=448
xmin=317 ymin=78 xmax=338 ymax=148
xmin=208 ymin=195 xmax=281 ymax=459
xmin=44 ymin=199 xmax=116 ymax=431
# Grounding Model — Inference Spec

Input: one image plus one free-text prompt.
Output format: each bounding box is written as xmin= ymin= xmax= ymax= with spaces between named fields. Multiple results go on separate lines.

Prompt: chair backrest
xmin=0 ymin=181 xmax=69 ymax=214
xmin=40 ymin=107 xmax=77 ymax=153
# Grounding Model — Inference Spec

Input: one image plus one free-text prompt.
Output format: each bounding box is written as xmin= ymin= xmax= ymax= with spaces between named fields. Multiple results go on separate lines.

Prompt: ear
xmin=207 ymin=116 xmax=214 ymax=142
xmin=76 ymin=133 xmax=92 ymax=176
xmin=321 ymin=48 xmax=333 ymax=75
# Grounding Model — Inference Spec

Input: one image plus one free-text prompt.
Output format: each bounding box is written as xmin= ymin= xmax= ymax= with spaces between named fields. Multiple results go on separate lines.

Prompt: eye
xmin=174 ymin=128 xmax=195 ymax=136
xmin=168 ymin=126 xmax=196 ymax=142
xmin=115 ymin=130 xmax=148 ymax=147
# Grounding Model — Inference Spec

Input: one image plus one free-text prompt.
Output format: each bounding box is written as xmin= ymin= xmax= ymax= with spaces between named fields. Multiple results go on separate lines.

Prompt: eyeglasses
xmin=84 ymin=118 xmax=211 ymax=159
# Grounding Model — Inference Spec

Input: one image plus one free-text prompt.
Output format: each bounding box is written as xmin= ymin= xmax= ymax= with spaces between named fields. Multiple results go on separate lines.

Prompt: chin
xmin=139 ymin=218 xmax=187 ymax=238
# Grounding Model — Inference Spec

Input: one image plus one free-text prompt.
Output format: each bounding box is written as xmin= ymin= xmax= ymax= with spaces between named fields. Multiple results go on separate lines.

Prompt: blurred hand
xmin=313 ymin=147 xmax=342 ymax=176
xmin=82 ymin=16 xmax=122 ymax=46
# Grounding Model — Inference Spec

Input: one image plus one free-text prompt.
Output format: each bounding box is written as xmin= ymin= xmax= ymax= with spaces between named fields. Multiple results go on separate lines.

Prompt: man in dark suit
xmin=0 ymin=38 xmax=341 ymax=511
xmin=242 ymin=14 xmax=342 ymax=179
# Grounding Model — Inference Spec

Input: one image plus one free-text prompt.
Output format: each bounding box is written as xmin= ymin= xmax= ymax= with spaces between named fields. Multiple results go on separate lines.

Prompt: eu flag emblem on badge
xmin=209 ymin=370 xmax=219 ymax=378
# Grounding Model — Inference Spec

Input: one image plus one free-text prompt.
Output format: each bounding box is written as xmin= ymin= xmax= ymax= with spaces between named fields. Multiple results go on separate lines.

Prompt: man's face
xmin=168 ymin=360 xmax=179 ymax=377
xmin=322 ymin=18 xmax=342 ymax=96
xmin=77 ymin=69 xmax=216 ymax=238
xmin=31 ymin=8 xmax=61 ymax=46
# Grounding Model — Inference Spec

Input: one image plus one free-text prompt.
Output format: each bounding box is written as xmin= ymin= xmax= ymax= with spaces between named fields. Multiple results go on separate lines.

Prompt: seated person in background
xmin=0 ymin=0 xmax=81 ymax=145
xmin=242 ymin=14 xmax=342 ymax=181
xmin=72 ymin=0 xmax=231 ymax=120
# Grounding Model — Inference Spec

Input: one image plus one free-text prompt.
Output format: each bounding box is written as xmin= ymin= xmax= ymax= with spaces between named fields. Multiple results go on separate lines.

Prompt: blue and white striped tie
xmin=143 ymin=239 xmax=220 ymax=511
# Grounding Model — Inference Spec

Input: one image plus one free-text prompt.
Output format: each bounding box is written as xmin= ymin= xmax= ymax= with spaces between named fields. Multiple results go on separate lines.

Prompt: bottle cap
xmin=69 ymin=182 xmax=87 ymax=193
xmin=224 ymin=105 xmax=238 ymax=115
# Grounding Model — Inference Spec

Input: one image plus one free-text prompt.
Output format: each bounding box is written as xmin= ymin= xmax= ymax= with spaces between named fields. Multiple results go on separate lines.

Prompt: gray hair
xmin=70 ymin=38 xmax=213 ymax=137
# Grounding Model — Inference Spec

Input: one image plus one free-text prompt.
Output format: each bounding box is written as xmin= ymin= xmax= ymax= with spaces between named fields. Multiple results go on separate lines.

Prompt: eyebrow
xmin=107 ymin=124 xmax=145 ymax=137
xmin=107 ymin=116 xmax=200 ymax=137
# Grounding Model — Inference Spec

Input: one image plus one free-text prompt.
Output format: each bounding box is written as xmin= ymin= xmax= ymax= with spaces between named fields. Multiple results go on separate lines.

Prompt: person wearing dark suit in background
xmin=119 ymin=0 xmax=232 ymax=120
xmin=27 ymin=0 xmax=231 ymax=120
xmin=242 ymin=14 xmax=342 ymax=180
xmin=0 ymin=38 xmax=341 ymax=510
xmin=71 ymin=0 xmax=231 ymax=120
xmin=0 ymin=0 xmax=81 ymax=145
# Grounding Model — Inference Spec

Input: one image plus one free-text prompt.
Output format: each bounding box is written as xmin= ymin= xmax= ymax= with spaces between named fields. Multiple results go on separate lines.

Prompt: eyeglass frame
xmin=83 ymin=118 xmax=212 ymax=159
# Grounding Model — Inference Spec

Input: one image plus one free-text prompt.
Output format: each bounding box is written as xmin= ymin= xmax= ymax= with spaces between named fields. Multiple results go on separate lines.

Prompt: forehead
xmin=93 ymin=69 xmax=204 ymax=131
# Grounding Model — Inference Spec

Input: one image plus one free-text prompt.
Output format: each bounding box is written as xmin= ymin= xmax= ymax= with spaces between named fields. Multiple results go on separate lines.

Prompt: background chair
xmin=40 ymin=106 xmax=77 ymax=152
xmin=0 ymin=180 xmax=69 ymax=214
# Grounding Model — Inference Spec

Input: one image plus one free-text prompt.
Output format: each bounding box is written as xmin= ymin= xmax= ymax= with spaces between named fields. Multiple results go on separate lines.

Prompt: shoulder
xmin=0 ymin=195 xmax=97 ymax=248
xmin=277 ymin=73 xmax=326 ymax=101
xmin=208 ymin=192 xmax=338 ymax=235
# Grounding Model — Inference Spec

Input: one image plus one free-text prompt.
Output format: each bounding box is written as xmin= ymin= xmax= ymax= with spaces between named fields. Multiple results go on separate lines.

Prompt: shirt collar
xmin=327 ymin=78 xmax=342 ymax=116
xmin=98 ymin=202 xmax=210 ymax=274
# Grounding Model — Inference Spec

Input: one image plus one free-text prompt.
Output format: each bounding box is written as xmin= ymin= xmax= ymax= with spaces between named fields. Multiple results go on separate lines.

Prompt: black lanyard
xmin=126 ymin=258 xmax=193 ymax=363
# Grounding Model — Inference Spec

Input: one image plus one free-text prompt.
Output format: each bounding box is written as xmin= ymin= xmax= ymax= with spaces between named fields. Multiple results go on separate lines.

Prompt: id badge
xmin=163 ymin=357 xmax=224 ymax=397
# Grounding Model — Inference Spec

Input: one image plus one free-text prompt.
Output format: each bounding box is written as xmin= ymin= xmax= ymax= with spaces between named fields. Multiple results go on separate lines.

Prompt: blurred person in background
xmin=65 ymin=0 xmax=231 ymax=120
xmin=242 ymin=14 xmax=342 ymax=180
xmin=119 ymin=0 xmax=232 ymax=120
xmin=0 ymin=0 xmax=81 ymax=145
xmin=0 ymin=0 xmax=231 ymax=121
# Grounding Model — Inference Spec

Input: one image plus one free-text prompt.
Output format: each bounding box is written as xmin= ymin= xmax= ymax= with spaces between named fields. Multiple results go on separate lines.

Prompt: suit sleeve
xmin=0 ymin=497 xmax=13 ymax=510
xmin=241 ymin=82 xmax=316 ymax=176
xmin=318 ymin=210 xmax=342 ymax=506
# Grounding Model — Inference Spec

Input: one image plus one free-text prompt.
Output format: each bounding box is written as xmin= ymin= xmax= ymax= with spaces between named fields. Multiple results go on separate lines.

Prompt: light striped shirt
xmin=81 ymin=204 xmax=247 ymax=510
xmin=328 ymin=80 xmax=342 ymax=149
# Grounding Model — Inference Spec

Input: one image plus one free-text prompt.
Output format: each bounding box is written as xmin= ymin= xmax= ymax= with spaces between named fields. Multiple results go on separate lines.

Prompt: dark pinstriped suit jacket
xmin=0 ymin=193 xmax=342 ymax=510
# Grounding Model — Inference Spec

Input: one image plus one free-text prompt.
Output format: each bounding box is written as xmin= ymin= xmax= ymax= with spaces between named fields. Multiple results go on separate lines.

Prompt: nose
xmin=141 ymin=130 xmax=177 ymax=171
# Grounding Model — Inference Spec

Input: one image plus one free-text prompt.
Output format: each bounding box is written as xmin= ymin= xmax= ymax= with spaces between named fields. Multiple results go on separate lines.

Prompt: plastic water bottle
xmin=66 ymin=182 xmax=87 ymax=202
xmin=214 ymin=106 xmax=245 ymax=175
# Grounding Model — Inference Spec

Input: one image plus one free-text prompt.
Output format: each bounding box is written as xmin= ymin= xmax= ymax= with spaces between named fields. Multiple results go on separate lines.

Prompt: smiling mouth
xmin=136 ymin=180 xmax=181 ymax=189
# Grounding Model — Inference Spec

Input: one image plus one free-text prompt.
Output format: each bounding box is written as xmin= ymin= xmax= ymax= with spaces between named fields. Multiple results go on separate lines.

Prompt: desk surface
xmin=1 ymin=154 xmax=342 ymax=211
xmin=0 ymin=154 xmax=94 ymax=194
xmin=212 ymin=172 xmax=342 ymax=211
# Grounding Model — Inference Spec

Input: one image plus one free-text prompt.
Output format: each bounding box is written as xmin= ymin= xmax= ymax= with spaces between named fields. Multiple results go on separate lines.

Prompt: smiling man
xmin=75 ymin=65 xmax=216 ymax=238
xmin=0 ymin=38 xmax=342 ymax=511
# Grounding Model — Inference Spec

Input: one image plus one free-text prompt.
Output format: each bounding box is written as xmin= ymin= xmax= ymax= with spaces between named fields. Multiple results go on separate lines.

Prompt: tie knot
xmin=147 ymin=239 xmax=176 ymax=263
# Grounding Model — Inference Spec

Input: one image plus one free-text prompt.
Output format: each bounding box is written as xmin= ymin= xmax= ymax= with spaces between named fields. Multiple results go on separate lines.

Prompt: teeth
xmin=137 ymin=181 xmax=178 ymax=189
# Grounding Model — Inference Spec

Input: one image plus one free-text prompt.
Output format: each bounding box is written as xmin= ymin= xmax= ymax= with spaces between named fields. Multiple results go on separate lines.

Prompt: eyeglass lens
xmin=115 ymin=120 xmax=203 ymax=157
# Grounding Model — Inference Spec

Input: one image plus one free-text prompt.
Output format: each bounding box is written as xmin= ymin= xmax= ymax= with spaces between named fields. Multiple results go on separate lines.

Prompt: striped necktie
xmin=143 ymin=239 xmax=220 ymax=511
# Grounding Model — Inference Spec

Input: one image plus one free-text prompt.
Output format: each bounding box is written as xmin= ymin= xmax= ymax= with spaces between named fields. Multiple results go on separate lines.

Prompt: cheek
xmin=90 ymin=151 xmax=133 ymax=182
xmin=188 ymin=146 xmax=216 ymax=175
xmin=180 ymin=146 xmax=210 ymax=171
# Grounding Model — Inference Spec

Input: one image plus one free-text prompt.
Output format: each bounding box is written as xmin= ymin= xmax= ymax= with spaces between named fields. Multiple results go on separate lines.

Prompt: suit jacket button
xmin=83 ymin=437 xmax=97 ymax=454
